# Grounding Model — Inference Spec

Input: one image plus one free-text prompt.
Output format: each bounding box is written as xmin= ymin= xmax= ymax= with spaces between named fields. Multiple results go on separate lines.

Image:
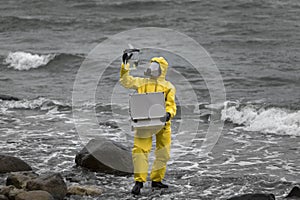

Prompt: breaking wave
xmin=3 ymin=51 xmax=55 ymax=70
xmin=0 ymin=97 xmax=70 ymax=111
xmin=2 ymin=95 xmax=299 ymax=137
xmin=0 ymin=97 xmax=123 ymax=113
xmin=221 ymin=102 xmax=300 ymax=136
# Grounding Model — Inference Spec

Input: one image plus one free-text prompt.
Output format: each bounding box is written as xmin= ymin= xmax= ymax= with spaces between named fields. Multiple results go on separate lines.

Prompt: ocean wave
xmin=95 ymin=0 xmax=173 ymax=8
xmin=0 ymin=96 xmax=126 ymax=112
xmin=3 ymin=52 xmax=55 ymax=70
xmin=221 ymin=102 xmax=300 ymax=136
xmin=0 ymin=97 xmax=70 ymax=111
xmin=0 ymin=15 xmax=79 ymax=32
xmin=0 ymin=94 xmax=20 ymax=101
xmin=0 ymin=16 xmax=43 ymax=32
xmin=2 ymin=95 xmax=299 ymax=137
xmin=0 ymin=97 xmax=124 ymax=112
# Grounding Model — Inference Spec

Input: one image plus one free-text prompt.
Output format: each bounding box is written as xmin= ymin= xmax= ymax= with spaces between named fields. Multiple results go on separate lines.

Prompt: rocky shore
xmin=0 ymin=140 xmax=299 ymax=200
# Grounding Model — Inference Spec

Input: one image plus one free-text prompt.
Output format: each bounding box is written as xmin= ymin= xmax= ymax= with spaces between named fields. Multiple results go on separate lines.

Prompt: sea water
xmin=0 ymin=0 xmax=299 ymax=199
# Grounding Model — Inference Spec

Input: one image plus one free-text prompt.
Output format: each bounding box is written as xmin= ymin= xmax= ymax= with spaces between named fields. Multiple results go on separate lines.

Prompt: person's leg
xmin=131 ymin=130 xmax=153 ymax=195
xmin=132 ymin=130 xmax=153 ymax=182
xmin=150 ymin=126 xmax=171 ymax=183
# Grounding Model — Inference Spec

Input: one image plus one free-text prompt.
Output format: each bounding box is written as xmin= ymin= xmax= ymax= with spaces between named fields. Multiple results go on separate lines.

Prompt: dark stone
xmin=15 ymin=191 xmax=54 ymax=200
xmin=0 ymin=95 xmax=19 ymax=101
xmin=7 ymin=186 xmax=23 ymax=200
xmin=99 ymin=121 xmax=119 ymax=129
xmin=0 ymin=185 xmax=15 ymax=196
xmin=0 ymin=195 xmax=8 ymax=200
xmin=26 ymin=173 xmax=67 ymax=200
xmin=227 ymin=193 xmax=275 ymax=200
xmin=0 ymin=185 xmax=24 ymax=200
xmin=0 ymin=155 xmax=32 ymax=173
xmin=65 ymin=176 xmax=81 ymax=183
xmin=75 ymin=139 xmax=133 ymax=175
xmin=286 ymin=186 xmax=300 ymax=198
xmin=6 ymin=172 xmax=39 ymax=189
xmin=67 ymin=185 xmax=103 ymax=196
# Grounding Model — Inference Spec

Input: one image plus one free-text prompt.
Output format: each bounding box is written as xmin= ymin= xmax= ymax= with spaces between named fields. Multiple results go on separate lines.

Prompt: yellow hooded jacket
xmin=120 ymin=57 xmax=176 ymax=121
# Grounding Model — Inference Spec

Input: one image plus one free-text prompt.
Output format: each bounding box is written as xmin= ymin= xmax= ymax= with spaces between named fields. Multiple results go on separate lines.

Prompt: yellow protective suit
xmin=120 ymin=57 xmax=176 ymax=182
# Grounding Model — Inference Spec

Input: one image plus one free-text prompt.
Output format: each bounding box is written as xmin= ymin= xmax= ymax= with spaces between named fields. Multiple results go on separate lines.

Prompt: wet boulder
xmin=75 ymin=139 xmax=133 ymax=175
xmin=15 ymin=190 xmax=54 ymax=200
xmin=0 ymin=185 xmax=15 ymax=197
xmin=0 ymin=155 xmax=32 ymax=173
xmin=3 ymin=186 xmax=23 ymax=200
xmin=26 ymin=173 xmax=67 ymax=200
xmin=67 ymin=185 xmax=103 ymax=197
xmin=6 ymin=172 xmax=39 ymax=189
xmin=286 ymin=186 xmax=300 ymax=199
xmin=227 ymin=193 xmax=275 ymax=200
xmin=0 ymin=186 xmax=9 ymax=195
xmin=0 ymin=194 xmax=8 ymax=200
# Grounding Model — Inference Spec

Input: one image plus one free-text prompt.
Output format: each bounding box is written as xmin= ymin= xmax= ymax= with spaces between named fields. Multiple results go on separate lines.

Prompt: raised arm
xmin=119 ymin=62 xmax=144 ymax=90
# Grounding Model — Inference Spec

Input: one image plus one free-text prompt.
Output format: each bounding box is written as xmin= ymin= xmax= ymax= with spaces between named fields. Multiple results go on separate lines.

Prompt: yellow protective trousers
xmin=132 ymin=125 xmax=171 ymax=182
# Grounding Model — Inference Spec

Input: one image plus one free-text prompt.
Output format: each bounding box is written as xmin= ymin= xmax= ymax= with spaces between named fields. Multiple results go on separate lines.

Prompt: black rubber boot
xmin=151 ymin=181 xmax=169 ymax=188
xmin=131 ymin=181 xmax=143 ymax=195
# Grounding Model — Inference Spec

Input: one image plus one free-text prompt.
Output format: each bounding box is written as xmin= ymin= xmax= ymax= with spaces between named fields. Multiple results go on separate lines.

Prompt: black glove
xmin=160 ymin=112 xmax=171 ymax=122
xmin=166 ymin=112 xmax=171 ymax=122
xmin=122 ymin=52 xmax=133 ymax=64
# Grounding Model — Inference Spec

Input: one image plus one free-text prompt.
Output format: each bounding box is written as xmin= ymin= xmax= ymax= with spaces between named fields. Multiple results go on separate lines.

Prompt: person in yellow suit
xmin=120 ymin=52 xmax=176 ymax=195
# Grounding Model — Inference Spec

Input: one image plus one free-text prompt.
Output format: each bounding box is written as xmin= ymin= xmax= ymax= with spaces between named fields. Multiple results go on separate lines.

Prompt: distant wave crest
xmin=3 ymin=51 xmax=55 ymax=70
xmin=0 ymin=97 xmax=70 ymax=111
xmin=221 ymin=101 xmax=300 ymax=136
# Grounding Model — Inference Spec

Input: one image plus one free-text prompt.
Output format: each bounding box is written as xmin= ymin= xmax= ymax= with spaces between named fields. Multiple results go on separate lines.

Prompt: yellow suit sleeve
xmin=119 ymin=63 xmax=144 ymax=90
xmin=165 ymin=84 xmax=176 ymax=118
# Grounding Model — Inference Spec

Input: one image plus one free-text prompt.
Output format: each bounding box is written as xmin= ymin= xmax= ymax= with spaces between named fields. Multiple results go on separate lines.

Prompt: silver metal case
xmin=129 ymin=92 xmax=166 ymax=130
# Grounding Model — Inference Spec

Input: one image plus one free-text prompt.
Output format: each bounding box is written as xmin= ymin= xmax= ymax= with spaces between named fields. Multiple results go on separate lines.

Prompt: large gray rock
xmin=0 ymin=155 xmax=32 ymax=173
xmin=227 ymin=193 xmax=275 ymax=200
xmin=6 ymin=172 xmax=39 ymax=189
xmin=286 ymin=186 xmax=300 ymax=199
xmin=75 ymin=139 xmax=133 ymax=175
xmin=26 ymin=173 xmax=67 ymax=200
xmin=15 ymin=191 xmax=54 ymax=200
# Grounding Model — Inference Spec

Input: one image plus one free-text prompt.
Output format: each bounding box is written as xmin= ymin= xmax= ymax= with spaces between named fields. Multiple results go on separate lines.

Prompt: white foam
xmin=0 ymin=97 xmax=67 ymax=110
xmin=3 ymin=51 xmax=55 ymax=70
xmin=0 ymin=97 xmax=46 ymax=109
xmin=221 ymin=103 xmax=300 ymax=136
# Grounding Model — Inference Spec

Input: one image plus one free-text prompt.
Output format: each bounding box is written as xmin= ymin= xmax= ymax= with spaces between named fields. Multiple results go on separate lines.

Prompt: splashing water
xmin=3 ymin=51 xmax=55 ymax=70
xmin=221 ymin=103 xmax=300 ymax=136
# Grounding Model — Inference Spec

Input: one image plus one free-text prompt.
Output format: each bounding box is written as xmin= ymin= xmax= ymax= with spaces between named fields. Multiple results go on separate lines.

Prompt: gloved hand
xmin=160 ymin=112 xmax=171 ymax=122
xmin=122 ymin=52 xmax=133 ymax=64
xmin=166 ymin=112 xmax=171 ymax=122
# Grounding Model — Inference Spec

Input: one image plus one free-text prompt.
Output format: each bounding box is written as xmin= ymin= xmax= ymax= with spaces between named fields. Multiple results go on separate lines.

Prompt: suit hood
xmin=150 ymin=57 xmax=168 ymax=80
